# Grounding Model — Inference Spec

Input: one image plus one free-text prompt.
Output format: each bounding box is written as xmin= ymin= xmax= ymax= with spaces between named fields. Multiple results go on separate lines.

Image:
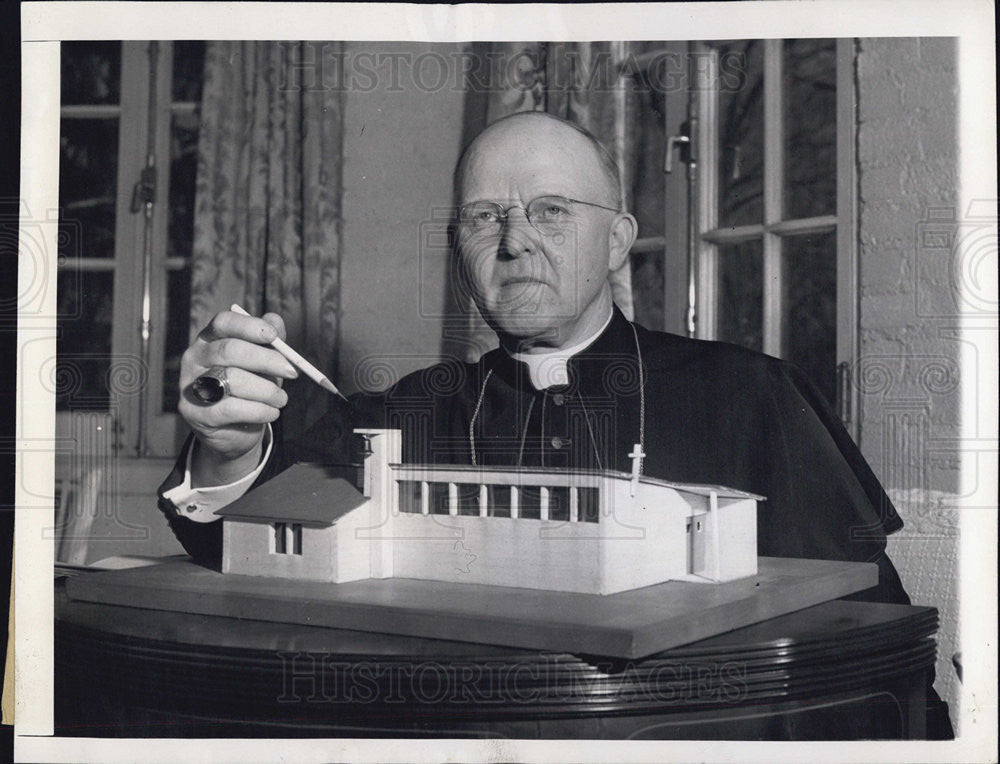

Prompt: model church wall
xmin=218 ymin=429 xmax=759 ymax=593
xmin=336 ymin=428 xmax=401 ymax=582
xmin=223 ymin=520 xmax=336 ymax=580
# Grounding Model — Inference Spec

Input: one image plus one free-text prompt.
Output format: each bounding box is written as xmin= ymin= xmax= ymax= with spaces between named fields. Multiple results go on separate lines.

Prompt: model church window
xmin=395 ymin=479 xmax=602 ymax=523
xmin=272 ymin=523 xmax=303 ymax=555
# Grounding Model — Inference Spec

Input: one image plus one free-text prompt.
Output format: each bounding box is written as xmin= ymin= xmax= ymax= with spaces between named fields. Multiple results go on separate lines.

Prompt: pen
xmin=230 ymin=303 xmax=349 ymax=402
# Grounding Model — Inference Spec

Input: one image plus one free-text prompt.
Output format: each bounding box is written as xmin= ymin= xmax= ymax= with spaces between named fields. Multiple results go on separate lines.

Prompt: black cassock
xmin=158 ymin=305 xmax=954 ymax=737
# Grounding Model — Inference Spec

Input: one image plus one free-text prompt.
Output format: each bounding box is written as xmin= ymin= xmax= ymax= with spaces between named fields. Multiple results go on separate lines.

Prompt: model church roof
xmin=215 ymin=463 xmax=367 ymax=525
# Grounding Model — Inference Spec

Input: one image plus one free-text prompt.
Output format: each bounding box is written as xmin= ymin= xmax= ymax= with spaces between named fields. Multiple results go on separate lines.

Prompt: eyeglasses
xmin=458 ymin=195 xmax=620 ymax=237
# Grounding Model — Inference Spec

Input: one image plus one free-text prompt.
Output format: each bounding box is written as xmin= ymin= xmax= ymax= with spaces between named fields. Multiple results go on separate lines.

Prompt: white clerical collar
xmin=508 ymin=310 xmax=614 ymax=390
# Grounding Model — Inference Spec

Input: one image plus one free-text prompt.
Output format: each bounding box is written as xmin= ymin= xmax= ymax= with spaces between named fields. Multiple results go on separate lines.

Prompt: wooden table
xmin=54 ymin=575 xmax=938 ymax=739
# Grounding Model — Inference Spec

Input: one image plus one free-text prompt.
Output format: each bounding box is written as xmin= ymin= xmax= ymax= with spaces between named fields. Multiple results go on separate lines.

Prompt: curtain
xmin=461 ymin=42 xmax=637 ymax=362
xmin=190 ymin=41 xmax=345 ymax=440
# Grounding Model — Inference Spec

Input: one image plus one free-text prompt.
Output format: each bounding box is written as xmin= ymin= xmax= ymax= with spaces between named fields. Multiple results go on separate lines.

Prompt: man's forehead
xmin=468 ymin=117 xmax=595 ymax=163
xmin=459 ymin=118 xmax=606 ymax=198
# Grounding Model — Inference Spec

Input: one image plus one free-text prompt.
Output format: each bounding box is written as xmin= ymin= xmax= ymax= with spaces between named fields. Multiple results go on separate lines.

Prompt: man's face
xmin=456 ymin=118 xmax=631 ymax=349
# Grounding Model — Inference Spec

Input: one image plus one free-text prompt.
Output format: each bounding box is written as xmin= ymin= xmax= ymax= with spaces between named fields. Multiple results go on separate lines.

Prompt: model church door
xmin=687 ymin=513 xmax=707 ymax=575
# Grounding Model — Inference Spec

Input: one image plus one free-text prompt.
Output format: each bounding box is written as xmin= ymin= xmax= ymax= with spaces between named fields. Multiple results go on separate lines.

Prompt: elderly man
xmin=160 ymin=111 xmax=955 ymax=736
xmin=161 ymin=111 xmax=906 ymax=602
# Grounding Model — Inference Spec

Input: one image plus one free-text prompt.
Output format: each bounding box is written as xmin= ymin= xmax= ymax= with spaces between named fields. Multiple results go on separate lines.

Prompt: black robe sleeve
xmin=778 ymin=358 xmax=902 ymax=535
xmin=760 ymin=358 xmax=907 ymax=606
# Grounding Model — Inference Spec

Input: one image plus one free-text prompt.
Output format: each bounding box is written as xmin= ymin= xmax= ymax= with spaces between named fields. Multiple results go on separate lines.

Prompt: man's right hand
xmin=178 ymin=309 xmax=300 ymax=486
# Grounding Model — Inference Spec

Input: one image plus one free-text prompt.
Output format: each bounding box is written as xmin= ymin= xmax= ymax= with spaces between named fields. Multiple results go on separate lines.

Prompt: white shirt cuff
xmin=162 ymin=425 xmax=274 ymax=523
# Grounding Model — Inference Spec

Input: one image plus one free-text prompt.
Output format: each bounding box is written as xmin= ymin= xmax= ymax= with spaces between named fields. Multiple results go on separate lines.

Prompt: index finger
xmin=198 ymin=310 xmax=279 ymax=346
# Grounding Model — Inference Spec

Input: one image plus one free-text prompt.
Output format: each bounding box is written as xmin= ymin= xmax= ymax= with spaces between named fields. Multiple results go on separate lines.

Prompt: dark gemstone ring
xmin=191 ymin=366 xmax=230 ymax=404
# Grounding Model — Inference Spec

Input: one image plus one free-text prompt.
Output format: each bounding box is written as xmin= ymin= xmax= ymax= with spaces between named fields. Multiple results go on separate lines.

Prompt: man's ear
xmin=607 ymin=212 xmax=638 ymax=271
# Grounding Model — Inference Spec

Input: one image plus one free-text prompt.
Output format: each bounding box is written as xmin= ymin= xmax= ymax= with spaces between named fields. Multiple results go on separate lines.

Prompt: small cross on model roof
xmin=628 ymin=443 xmax=645 ymax=497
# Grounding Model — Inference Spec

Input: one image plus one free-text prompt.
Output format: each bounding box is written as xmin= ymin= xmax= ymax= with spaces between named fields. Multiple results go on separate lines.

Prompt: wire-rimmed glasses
xmin=458 ymin=195 xmax=620 ymax=237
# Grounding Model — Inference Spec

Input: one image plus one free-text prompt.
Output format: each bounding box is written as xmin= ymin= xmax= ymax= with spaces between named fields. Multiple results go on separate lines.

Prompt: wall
xmin=338 ymin=42 xmax=469 ymax=394
xmin=856 ymin=36 xmax=961 ymax=729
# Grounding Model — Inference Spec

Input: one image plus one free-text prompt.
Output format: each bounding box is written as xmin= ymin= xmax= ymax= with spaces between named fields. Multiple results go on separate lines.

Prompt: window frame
xmin=57 ymin=41 xmax=194 ymax=457
xmin=694 ymin=39 xmax=858 ymax=436
xmin=624 ymin=38 xmax=857 ymax=437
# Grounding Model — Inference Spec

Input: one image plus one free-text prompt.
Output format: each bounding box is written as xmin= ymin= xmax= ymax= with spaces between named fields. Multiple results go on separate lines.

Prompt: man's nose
xmin=498 ymin=207 xmax=537 ymax=259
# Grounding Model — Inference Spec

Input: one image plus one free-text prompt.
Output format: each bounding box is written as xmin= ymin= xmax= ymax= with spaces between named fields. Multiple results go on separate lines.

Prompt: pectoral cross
xmin=628 ymin=443 xmax=645 ymax=497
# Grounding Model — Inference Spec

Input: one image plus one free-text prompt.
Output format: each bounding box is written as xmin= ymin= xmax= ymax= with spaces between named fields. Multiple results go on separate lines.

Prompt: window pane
xmin=783 ymin=39 xmax=837 ymax=219
xmin=168 ymin=112 xmax=200 ymax=260
xmin=163 ymin=43 xmax=205 ymax=413
xmin=578 ymin=487 xmax=600 ymax=523
xmin=162 ymin=267 xmax=191 ymax=412
xmin=718 ymin=40 xmax=763 ymax=227
xmin=487 ymin=485 xmax=511 ymax=518
xmin=172 ymin=41 xmax=206 ymax=102
xmin=398 ymin=481 xmax=421 ymax=514
xmin=717 ymin=240 xmax=763 ymax=352
xmin=784 ymin=232 xmax=837 ymax=405
xmin=628 ymin=58 xmax=667 ymax=239
xmin=430 ymin=483 xmax=450 ymax=515
xmin=519 ymin=487 xmax=542 ymax=520
xmin=548 ymin=486 xmax=570 ymax=521
xmin=56 ymin=270 xmax=113 ymax=410
xmin=61 ymin=41 xmax=121 ymax=105
xmin=59 ymin=119 xmax=119 ymax=259
xmin=455 ymin=484 xmax=481 ymax=516
xmin=630 ymin=250 xmax=665 ymax=333
xmin=627 ymin=53 xmax=669 ymax=333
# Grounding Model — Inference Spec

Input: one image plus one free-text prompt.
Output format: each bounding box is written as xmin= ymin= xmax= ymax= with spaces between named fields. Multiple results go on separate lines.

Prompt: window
xmin=626 ymin=39 xmax=857 ymax=432
xmin=398 ymin=480 xmax=422 ymax=514
xmin=394 ymin=478 xmax=597 ymax=522
xmin=547 ymin=486 xmax=571 ymax=521
xmin=577 ymin=486 xmax=600 ymax=523
xmin=58 ymin=41 xmax=205 ymax=457
xmin=272 ymin=522 xmax=303 ymax=555
xmin=518 ymin=487 xmax=543 ymax=519
xmin=429 ymin=482 xmax=451 ymax=515
xmin=486 ymin=485 xmax=511 ymax=518
xmin=455 ymin=484 xmax=483 ymax=516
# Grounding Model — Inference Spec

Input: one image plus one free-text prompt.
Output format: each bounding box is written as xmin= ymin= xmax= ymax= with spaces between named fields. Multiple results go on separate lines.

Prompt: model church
xmin=218 ymin=429 xmax=761 ymax=595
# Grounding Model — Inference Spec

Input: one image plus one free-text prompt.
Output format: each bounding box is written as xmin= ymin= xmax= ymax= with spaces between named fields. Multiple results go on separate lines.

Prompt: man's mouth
xmin=500 ymin=276 xmax=547 ymax=287
xmin=491 ymin=277 xmax=551 ymax=310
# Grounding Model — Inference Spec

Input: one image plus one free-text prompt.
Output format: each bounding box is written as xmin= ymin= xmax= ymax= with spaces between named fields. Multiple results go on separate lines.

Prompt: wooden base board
xmin=65 ymin=557 xmax=877 ymax=659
